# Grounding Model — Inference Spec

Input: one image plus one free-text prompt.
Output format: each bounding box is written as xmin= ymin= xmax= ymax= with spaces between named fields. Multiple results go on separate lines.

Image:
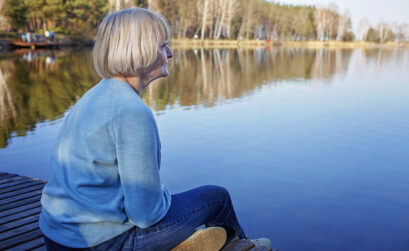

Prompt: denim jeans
xmin=44 ymin=185 xmax=246 ymax=251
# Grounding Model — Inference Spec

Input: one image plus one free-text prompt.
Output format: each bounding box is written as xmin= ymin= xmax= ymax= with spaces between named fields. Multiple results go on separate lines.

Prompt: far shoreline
xmin=170 ymin=39 xmax=409 ymax=49
xmin=2 ymin=33 xmax=409 ymax=51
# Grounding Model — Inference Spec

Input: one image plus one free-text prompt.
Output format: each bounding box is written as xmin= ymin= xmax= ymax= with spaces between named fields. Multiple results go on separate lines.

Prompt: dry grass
xmin=170 ymin=39 xmax=267 ymax=49
xmin=170 ymin=39 xmax=409 ymax=49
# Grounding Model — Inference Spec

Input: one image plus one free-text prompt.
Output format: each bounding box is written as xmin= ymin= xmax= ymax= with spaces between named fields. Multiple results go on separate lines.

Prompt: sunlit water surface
xmin=1 ymin=47 xmax=408 ymax=250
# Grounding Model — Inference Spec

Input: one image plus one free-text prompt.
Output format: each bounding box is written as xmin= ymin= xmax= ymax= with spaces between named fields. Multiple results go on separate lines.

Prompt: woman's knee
xmin=199 ymin=185 xmax=231 ymax=203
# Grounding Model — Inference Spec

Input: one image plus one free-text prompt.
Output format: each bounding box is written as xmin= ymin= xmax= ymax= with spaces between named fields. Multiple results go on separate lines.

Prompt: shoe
xmin=171 ymin=227 xmax=227 ymax=251
xmin=251 ymin=237 xmax=279 ymax=251
xmin=251 ymin=238 xmax=272 ymax=248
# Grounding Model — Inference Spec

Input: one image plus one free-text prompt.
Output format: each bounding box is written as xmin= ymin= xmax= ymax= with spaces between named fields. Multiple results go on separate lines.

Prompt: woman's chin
xmin=160 ymin=69 xmax=169 ymax=78
xmin=148 ymin=72 xmax=168 ymax=84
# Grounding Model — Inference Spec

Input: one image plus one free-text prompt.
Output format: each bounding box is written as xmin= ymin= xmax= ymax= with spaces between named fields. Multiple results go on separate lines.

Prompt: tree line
xmin=2 ymin=0 xmax=108 ymax=37
xmin=1 ymin=0 xmax=408 ymax=42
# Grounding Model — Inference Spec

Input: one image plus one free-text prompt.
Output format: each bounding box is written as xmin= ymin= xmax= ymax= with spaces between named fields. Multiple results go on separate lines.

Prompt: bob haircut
xmin=93 ymin=8 xmax=170 ymax=78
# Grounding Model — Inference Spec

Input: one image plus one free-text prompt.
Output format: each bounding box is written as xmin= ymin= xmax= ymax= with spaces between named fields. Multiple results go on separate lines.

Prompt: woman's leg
xmin=43 ymin=229 xmax=131 ymax=251
xmin=124 ymin=185 xmax=246 ymax=251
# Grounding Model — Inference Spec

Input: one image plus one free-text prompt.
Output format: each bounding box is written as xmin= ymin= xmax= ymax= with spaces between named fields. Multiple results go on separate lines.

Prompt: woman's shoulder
xmin=101 ymin=79 xmax=137 ymax=101
xmin=103 ymin=79 xmax=152 ymax=116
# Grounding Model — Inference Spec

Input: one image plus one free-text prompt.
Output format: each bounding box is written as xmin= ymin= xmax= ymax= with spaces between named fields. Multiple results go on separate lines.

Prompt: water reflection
xmin=355 ymin=48 xmax=408 ymax=70
xmin=0 ymin=49 xmax=99 ymax=148
xmin=1 ymin=47 xmax=406 ymax=148
xmin=143 ymin=48 xmax=353 ymax=110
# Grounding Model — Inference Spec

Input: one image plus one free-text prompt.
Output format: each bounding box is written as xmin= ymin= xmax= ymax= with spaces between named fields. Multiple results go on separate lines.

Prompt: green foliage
xmin=133 ymin=0 xmax=149 ymax=8
xmin=66 ymin=0 xmax=105 ymax=35
xmin=343 ymin=31 xmax=355 ymax=41
xmin=52 ymin=27 xmax=70 ymax=34
xmin=366 ymin=28 xmax=380 ymax=43
xmin=3 ymin=0 xmax=29 ymax=29
xmin=3 ymin=0 xmax=109 ymax=35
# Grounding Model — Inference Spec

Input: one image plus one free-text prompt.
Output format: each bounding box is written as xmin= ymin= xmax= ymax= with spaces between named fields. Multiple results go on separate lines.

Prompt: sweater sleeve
xmin=113 ymin=103 xmax=171 ymax=229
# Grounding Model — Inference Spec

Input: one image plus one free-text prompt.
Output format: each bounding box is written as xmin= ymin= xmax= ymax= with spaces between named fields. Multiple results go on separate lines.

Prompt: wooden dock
xmin=8 ymin=41 xmax=61 ymax=49
xmin=0 ymin=172 xmax=46 ymax=250
xmin=0 ymin=40 xmax=61 ymax=50
xmin=0 ymin=172 xmax=273 ymax=251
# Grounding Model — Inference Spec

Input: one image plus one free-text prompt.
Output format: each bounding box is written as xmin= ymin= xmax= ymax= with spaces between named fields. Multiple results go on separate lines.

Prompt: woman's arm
xmin=113 ymin=104 xmax=170 ymax=229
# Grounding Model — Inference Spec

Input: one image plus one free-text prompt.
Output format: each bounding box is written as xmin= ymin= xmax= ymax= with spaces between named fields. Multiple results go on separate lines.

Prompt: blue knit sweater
xmin=39 ymin=78 xmax=171 ymax=248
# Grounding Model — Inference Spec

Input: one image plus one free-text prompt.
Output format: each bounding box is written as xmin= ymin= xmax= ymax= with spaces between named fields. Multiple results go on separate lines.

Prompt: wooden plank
xmin=0 ymin=184 xmax=44 ymax=200
xmin=250 ymin=246 xmax=272 ymax=251
xmin=0 ymin=174 xmax=49 ymax=250
xmin=0 ymin=221 xmax=39 ymax=241
xmin=0 ymin=189 xmax=43 ymax=205
xmin=0 ymin=207 xmax=41 ymax=225
xmin=31 ymin=245 xmax=47 ymax=251
xmin=0 ymin=201 xmax=41 ymax=218
xmin=0 ymin=229 xmax=43 ymax=250
xmin=31 ymin=179 xmax=46 ymax=184
xmin=222 ymin=238 xmax=255 ymax=251
xmin=0 ymin=182 xmax=44 ymax=195
xmin=0 ymin=214 xmax=39 ymax=233
xmin=0 ymin=174 xmax=18 ymax=180
xmin=6 ymin=237 xmax=45 ymax=251
xmin=0 ymin=179 xmax=33 ymax=190
xmin=0 ymin=194 xmax=42 ymax=212
xmin=0 ymin=176 xmax=26 ymax=185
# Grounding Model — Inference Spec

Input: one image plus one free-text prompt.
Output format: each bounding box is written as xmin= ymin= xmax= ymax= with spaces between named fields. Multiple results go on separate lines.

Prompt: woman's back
xmin=39 ymin=79 xmax=171 ymax=248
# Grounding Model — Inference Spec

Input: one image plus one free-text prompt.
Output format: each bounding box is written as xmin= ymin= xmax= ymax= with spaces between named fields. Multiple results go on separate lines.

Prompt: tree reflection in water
xmin=0 ymin=49 xmax=99 ymax=148
xmin=0 ymin=47 xmax=398 ymax=148
xmin=143 ymin=48 xmax=356 ymax=110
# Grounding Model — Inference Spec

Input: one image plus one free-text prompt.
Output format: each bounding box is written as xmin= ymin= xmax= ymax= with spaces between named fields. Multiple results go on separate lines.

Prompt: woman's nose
xmin=166 ymin=46 xmax=173 ymax=59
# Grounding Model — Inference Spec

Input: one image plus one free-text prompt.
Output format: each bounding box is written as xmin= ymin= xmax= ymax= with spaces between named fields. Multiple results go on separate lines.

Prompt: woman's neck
xmin=113 ymin=76 xmax=145 ymax=95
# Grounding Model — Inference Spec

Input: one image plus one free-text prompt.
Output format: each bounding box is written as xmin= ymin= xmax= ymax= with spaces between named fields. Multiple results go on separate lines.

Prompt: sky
xmin=271 ymin=0 xmax=409 ymax=33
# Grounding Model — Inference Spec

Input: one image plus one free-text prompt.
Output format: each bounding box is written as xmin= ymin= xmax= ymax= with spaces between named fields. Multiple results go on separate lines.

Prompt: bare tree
xmin=336 ymin=11 xmax=349 ymax=41
xmin=395 ymin=23 xmax=409 ymax=42
xmin=225 ymin=0 xmax=239 ymax=39
xmin=109 ymin=0 xmax=121 ymax=12
xmin=326 ymin=3 xmax=339 ymax=40
xmin=358 ymin=18 xmax=371 ymax=41
xmin=108 ymin=0 xmax=130 ymax=12
xmin=314 ymin=8 xmax=327 ymax=40
xmin=377 ymin=20 xmax=394 ymax=43
xmin=198 ymin=0 xmax=210 ymax=41
xmin=212 ymin=0 xmax=225 ymax=39
xmin=238 ymin=0 xmax=261 ymax=40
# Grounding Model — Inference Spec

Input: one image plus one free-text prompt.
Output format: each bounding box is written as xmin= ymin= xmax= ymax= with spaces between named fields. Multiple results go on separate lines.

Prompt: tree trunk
xmin=200 ymin=0 xmax=209 ymax=41
xmin=214 ymin=0 xmax=227 ymax=39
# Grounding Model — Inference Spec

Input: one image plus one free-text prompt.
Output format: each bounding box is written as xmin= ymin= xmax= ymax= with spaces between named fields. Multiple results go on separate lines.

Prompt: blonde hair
xmin=93 ymin=8 xmax=170 ymax=78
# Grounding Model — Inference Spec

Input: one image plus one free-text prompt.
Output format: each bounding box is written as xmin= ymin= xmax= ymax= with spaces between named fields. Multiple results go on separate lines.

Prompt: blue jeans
xmin=44 ymin=185 xmax=246 ymax=251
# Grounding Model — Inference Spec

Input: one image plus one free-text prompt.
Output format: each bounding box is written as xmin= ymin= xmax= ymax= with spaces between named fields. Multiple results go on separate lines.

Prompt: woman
xmin=40 ymin=7 xmax=270 ymax=251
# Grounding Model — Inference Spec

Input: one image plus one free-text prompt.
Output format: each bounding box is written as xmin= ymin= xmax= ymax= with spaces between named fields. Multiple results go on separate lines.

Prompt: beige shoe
xmin=171 ymin=227 xmax=227 ymax=251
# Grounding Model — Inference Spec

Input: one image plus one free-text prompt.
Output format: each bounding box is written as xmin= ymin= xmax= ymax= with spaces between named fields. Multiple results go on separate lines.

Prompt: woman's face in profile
xmin=148 ymin=43 xmax=173 ymax=81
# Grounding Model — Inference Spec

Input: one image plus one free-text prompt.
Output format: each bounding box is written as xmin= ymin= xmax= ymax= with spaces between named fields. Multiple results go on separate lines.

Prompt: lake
xmin=1 ymin=47 xmax=409 ymax=250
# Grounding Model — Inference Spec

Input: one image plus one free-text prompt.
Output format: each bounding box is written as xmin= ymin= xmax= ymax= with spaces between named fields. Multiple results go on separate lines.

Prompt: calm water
xmin=1 ymin=47 xmax=409 ymax=250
